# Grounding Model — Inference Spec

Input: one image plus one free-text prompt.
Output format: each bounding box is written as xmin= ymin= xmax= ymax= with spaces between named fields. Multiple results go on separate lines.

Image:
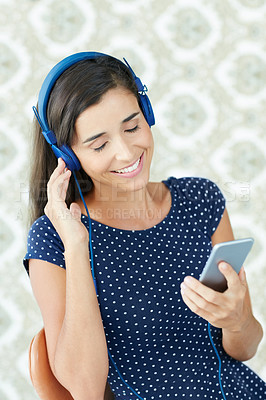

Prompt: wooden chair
xmin=29 ymin=328 xmax=114 ymax=399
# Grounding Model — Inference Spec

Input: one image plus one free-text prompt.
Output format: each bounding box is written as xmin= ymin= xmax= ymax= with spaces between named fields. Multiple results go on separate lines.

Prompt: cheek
xmin=84 ymin=156 xmax=110 ymax=175
xmin=145 ymin=130 xmax=154 ymax=152
xmin=140 ymin=127 xmax=154 ymax=148
xmin=72 ymin=147 xmax=104 ymax=175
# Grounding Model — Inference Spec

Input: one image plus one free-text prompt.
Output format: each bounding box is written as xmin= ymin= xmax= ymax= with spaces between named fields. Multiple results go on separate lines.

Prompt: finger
xmin=180 ymin=282 xmax=218 ymax=313
xmin=69 ymin=203 xmax=82 ymax=220
xmin=47 ymin=168 xmax=71 ymax=202
xmin=58 ymin=169 xmax=72 ymax=199
xmin=48 ymin=158 xmax=66 ymax=186
xmin=238 ymin=266 xmax=247 ymax=286
xmin=180 ymin=288 xmax=214 ymax=321
xmin=182 ymin=276 xmax=221 ymax=305
xmin=218 ymin=262 xmax=240 ymax=289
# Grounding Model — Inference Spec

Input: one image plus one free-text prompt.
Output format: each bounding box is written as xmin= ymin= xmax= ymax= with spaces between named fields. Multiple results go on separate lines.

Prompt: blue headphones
xmin=33 ymin=51 xmax=155 ymax=171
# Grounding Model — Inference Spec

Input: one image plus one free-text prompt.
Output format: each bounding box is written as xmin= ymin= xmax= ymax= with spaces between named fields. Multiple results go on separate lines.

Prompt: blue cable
xmin=108 ymin=350 xmax=145 ymax=400
xmin=72 ymin=171 xmax=97 ymax=294
xmin=73 ymin=171 xmax=144 ymax=400
xmin=207 ymin=322 xmax=227 ymax=400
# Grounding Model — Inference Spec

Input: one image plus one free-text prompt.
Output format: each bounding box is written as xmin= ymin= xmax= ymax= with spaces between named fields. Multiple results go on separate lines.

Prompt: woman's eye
xmin=126 ymin=125 xmax=140 ymax=133
xmin=94 ymin=143 xmax=107 ymax=152
xmin=93 ymin=126 xmax=139 ymax=152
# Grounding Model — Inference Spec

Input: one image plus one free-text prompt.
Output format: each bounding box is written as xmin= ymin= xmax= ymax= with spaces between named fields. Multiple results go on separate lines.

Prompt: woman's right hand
xmin=44 ymin=158 xmax=89 ymax=248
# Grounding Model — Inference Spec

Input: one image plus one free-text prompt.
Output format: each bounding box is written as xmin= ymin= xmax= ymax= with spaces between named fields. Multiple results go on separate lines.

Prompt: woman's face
xmin=72 ymin=87 xmax=154 ymax=198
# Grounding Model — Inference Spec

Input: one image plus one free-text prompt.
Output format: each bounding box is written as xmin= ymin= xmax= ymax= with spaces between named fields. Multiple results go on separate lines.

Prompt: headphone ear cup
xmin=139 ymin=94 xmax=155 ymax=127
xmin=51 ymin=144 xmax=81 ymax=171
xmin=60 ymin=144 xmax=81 ymax=171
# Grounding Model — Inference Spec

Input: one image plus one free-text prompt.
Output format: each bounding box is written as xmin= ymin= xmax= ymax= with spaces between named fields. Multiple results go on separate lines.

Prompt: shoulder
xmin=29 ymin=214 xmax=55 ymax=232
xmin=163 ymin=176 xmax=224 ymax=202
xmin=163 ymin=176 xmax=226 ymax=237
xmin=28 ymin=214 xmax=62 ymax=244
xmin=163 ymin=175 xmax=218 ymax=189
xmin=164 ymin=176 xmax=226 ymax=224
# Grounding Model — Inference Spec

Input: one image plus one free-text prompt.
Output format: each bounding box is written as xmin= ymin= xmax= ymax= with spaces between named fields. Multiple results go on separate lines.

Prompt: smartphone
xmin=199 ymin=238 xmax=254 ymax=292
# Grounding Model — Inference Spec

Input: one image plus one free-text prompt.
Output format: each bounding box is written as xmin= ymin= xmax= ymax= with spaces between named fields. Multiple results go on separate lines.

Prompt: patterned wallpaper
xmin=1 ymin=0 xmax=265 ymax=398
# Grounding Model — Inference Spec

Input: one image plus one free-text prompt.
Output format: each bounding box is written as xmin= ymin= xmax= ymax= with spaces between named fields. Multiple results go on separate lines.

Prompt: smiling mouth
xmin=112 ymin=154 xmax=142 ymax=174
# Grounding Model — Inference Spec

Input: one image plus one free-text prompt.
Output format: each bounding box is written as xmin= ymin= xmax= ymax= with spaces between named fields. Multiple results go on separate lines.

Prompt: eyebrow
xmin=82 ymin=112 xmax=140 ymax=144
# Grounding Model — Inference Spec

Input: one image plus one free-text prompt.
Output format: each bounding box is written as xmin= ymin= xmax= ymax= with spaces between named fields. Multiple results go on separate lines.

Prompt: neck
xmin=92 ymin=181 xmax=155 ymax=210
xmin=82 ymin=180 xmax=169 ymax=228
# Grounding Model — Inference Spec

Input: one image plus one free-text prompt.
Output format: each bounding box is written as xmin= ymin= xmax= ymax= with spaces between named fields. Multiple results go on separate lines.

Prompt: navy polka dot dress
xmin=24 ymin=177 xmax=266 ymax=399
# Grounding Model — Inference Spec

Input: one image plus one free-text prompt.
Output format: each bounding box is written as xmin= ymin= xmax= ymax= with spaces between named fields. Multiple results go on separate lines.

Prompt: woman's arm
xmin=29 ymin=159 xmax=109 ymax=400
xmin=181 ymin=208 xmax=263 ymax=361
xmin=30 ymin=253 xmax=109 ymax=400
xmin=219 ymin=265 xmax=263 ymax=361
xmin=59 ymin=243 xmax=109 ymax=398
xmin=212 ymin=208 xmax=263 ymax=360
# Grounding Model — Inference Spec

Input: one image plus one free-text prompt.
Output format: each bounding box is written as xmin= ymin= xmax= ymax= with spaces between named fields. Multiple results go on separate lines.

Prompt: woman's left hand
xmin=180 ymin=263 xmax=253 ymax=332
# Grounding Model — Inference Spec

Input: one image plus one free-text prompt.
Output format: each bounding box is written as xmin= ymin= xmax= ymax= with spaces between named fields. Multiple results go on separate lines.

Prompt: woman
xmin=24 ymin=52 xmax=265 ymax=400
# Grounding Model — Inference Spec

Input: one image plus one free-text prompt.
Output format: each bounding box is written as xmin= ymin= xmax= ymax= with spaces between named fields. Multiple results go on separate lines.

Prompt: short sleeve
xmin=200 ymin=178 xmax=226 ymax=236
xmin=23 ymin=215 xmax=65 ymax=274
xmin=165 ymin=176 xmax=226 ymax=239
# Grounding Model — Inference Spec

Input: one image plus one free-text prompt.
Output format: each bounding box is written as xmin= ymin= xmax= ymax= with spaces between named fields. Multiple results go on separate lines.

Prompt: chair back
xmin=29 ymin=328 xmax=74 ymax=400
xmin=29 ymin=328 xmax=115 ymax=399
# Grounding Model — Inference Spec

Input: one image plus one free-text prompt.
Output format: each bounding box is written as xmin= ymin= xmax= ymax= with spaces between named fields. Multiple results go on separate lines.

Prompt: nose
xmin=113 ymin=137 xmax=134 ymax=162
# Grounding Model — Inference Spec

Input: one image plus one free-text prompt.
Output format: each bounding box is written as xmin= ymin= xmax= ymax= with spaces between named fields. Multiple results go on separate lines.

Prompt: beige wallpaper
xmin=0 ymin=0 xmax=265 ymax=398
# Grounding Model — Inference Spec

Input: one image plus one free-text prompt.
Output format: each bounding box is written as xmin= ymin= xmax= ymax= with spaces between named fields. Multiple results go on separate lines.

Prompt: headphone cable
xmin=207 ymin=322 xmax=227 ymax=400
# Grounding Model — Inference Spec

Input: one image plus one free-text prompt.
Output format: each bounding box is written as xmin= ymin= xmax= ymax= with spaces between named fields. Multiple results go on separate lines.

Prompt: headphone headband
xmin=33 ymin=51 xmax=155 ymax=171
xmin=38 ymin=52 xmax=106 ymax=132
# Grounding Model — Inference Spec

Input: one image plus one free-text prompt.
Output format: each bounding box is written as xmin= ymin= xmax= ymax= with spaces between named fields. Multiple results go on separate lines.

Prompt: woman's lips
xmin=110 ymin=152 xmax=144 ymax=178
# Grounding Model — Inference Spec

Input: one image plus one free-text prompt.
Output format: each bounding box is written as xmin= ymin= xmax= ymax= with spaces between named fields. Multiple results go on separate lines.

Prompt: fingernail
xmin=220 ymin=262 xmax=227 ymax=270
xmin=180 ymin=282 xmax=187 ymax=292
xmin=184 ymin=276 xmax=193 ymax=285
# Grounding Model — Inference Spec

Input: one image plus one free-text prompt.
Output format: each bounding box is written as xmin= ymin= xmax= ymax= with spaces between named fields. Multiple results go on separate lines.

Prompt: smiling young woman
xmin=72 ymin=87 xmax=154 ymax=198
xmin=24 ymin=53 xmax=265 ymax=400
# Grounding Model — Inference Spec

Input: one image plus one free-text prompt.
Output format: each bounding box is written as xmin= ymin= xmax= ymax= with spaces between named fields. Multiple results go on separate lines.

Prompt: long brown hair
xmin=28 ymin=56 xmax=140 ymax=226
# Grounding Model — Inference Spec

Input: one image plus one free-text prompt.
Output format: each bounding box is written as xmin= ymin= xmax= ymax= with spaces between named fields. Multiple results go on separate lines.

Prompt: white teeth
xmin=114 ymin=157 xmax=140 ymax=174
